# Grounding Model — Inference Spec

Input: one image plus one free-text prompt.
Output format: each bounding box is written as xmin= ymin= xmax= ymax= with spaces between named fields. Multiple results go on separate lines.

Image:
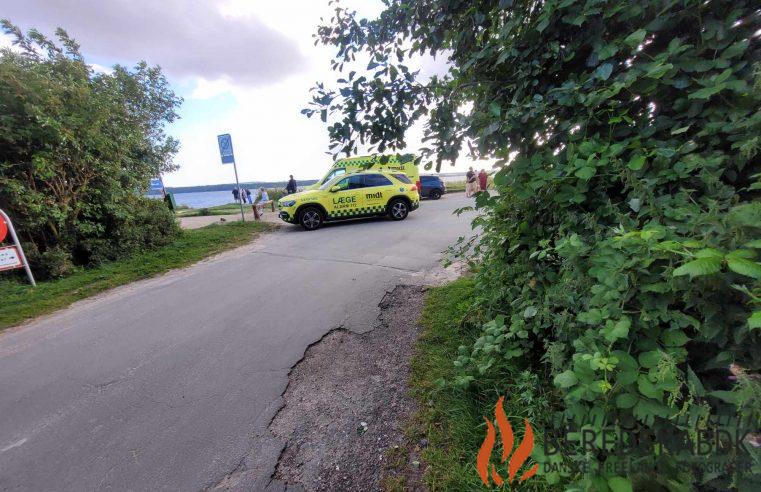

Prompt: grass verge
xmin=409 ymin=278 xmax=549 ymax=491
xmin=174 ymin=202 xmax=247 ymax=217
xmin=409 ymin=278 xmax=486 ymax=491
xmin=0 ymin=221 xmax=275 ymax=331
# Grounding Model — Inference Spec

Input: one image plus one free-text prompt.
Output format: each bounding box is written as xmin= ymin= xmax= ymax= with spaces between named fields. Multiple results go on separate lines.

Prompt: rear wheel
xmin=388 ymin=199 xmax=409 ymax=221
xmin=429 ymin=189 xmax=442 ymax=200
xmin=299 ymin=207 xmax=323 ymax=230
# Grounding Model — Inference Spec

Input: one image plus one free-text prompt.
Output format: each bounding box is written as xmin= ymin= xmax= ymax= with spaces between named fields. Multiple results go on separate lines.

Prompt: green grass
xmin=445 ymin=180 xmax=467 ymax=192
xmin=410 ymin=278 xmax=487 ymax=491
xmin=410 ymin=278 xmax=549 ymax=491
xmin=0 ymin=221 xmax=275 ymax=331
xmin=174 ymin=202 xmax=246 ymax=217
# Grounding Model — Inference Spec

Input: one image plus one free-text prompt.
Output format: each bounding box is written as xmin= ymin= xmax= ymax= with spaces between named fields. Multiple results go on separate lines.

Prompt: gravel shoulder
xmin=269 ymin=285 xmax=427 ymax=491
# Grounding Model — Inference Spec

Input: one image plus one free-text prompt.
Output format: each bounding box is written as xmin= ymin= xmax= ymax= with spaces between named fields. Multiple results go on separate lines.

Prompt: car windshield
xmin=392 ymin=173 xmax=411 ymax=184
xmin=319 ymin=175 xmax=347 ymax=190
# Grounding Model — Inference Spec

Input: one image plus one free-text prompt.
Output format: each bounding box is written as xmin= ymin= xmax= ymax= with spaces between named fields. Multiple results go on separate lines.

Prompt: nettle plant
xmin=310 ymin=0 xmax=760 ymax=489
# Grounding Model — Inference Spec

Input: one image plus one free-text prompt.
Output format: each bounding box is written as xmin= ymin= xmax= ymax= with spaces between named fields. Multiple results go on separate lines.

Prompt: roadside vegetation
xmin=0 ymin=21 xmax=181 ymax=279
xmin=312 ymin=1 xmax=760 ymax=490
xmin=411 ymin=278 xmax=552 ymax=491
xmin=0 ymin=221 xmax=274 ymax=331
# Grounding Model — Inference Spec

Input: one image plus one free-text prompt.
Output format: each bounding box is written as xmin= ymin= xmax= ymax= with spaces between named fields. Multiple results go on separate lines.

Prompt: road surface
xmin=0 ymin=194 xmax=476 ymax=491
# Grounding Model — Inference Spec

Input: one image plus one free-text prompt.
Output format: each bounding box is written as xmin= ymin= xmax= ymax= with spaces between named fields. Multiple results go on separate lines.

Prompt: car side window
xmin=364 ymin=174 xmax=393 ymax=187
xmin=347 ymin=175 xmax=365 ymax=189
xmin=334 ymin=177 xmax=350 ymax=190
xmin=392 ymin=173 xmax=411 ymax=184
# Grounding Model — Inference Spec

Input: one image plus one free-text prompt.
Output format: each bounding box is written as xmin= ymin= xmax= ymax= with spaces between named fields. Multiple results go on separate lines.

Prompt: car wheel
xmin=299 ymin=207 xmax=323 ymax=230
xmin=388 ymin=199 xmax=409 ymax=221
xmin=429 ymin=189 xmax=442 ymax=200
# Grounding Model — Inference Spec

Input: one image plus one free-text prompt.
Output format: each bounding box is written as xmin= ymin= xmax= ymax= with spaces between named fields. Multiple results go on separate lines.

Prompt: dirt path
xmin=269 ymin=285 xmax=427 ymax=491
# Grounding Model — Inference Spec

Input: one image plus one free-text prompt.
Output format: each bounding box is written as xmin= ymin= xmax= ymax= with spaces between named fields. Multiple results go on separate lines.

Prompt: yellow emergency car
xmin=278 ymin=171 xmax=420 ymax=230
xmin=307 ymin=154 xmax=421 ymax=192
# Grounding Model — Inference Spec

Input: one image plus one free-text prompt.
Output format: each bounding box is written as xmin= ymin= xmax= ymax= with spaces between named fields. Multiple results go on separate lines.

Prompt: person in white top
xmin=255 ymin=187 xmax=272 ymax=217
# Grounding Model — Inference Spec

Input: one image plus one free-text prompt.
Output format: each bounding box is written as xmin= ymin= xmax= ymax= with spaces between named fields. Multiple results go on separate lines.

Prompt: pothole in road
xmin=268 ymin=285 xmax=427 ymax=491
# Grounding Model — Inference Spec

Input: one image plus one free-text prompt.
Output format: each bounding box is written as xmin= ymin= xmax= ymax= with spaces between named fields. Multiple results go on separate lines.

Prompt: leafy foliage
xmin=0 ymin=21 xmax=181 ymax=277
xmin=311 ymin=0 xmax=761 ymax=489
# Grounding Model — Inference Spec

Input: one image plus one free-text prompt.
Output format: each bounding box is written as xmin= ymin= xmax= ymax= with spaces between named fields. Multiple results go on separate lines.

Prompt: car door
xmin=328 ymin=174 xmax=365 ymax=219
xmin=361 ymin=174 xmax=394 ymax=214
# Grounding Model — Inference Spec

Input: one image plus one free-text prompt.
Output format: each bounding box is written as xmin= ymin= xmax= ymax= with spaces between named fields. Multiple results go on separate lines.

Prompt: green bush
xmin=0 ymin=21 xmax=181 ymax=278
xmin=73 ymin=196 xmax=179 ymax=266
xmin=312 ymin=0 xmax=760 ymax=489
xmin=37 ymin=246 xmax=75 ymax=279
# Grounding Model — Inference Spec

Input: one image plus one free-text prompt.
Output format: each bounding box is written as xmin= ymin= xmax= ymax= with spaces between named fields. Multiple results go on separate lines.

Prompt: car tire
xmin=429 ymin=189 xmax=442 ymax=200
xmin=299 ymin=206 xmax=324 ymax=230
xmin=388 ymin=198 xmax=409 ymax=221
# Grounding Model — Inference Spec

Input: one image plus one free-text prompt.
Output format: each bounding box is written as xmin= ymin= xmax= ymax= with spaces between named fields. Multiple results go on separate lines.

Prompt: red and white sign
xmin=0 ymin=245 xmax=22 ymax=272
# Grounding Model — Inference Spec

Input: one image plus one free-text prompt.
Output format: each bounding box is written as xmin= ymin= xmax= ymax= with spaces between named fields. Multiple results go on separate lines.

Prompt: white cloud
xmin=3 ymin=0 xmax=477 ymax=187
xmin=2 ymin=0 xmax=305 ymax=84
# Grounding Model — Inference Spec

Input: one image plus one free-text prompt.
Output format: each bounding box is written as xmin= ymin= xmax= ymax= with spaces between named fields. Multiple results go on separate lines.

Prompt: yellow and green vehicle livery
xmin=278 ymin=171 xmax=420 ymax=230
xmin=306 ymin=154 xmax=421 ymax=192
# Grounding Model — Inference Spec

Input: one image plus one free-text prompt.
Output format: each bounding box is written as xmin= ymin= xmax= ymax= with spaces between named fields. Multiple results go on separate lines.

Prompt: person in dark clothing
xmin=232 ymin=188 xmax=240 ymax=202
xmin=466 ymin=167 xmax=477 ymax=197
xmin=286 ymin=175 xmax=297 ymax=194
xmin=245 ymin=188 xmax=253 ymax=204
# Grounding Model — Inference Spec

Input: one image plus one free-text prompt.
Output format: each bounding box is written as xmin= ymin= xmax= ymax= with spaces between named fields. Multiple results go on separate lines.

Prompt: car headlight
xmin=279 ymin=200 xmax=296 ymax=208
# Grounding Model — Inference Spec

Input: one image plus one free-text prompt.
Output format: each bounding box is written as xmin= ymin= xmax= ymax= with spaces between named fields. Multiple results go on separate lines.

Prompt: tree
xmin=310 ymin=1 xmax=760 ymax=489
xmin=0 ymin=21 xmax=181 ymax=277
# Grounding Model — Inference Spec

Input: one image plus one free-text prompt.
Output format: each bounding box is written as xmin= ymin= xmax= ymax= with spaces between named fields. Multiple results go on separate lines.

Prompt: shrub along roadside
xmin=0 ymin=22 xmax=181 ymax=278
xmin=410 ymin=278 xmax=552 ymax=491
xmin=0 ymin=221 xmax=275 ymax=331
xmin=311 ymin=1 xmax=760 ymax=489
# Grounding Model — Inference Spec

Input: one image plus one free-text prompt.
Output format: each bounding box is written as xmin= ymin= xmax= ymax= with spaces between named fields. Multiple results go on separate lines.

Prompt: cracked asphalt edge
xmin=202 ymin=324 xmax=352 ymax=491
xmin=203 ymin=261 xmax=464 ymax=491
xmin=266 ymin=285 xmax=427 ymax=491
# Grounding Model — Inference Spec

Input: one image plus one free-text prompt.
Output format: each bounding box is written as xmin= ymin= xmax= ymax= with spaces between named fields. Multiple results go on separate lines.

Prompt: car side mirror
xmin=330 ymin=185 xmax=341 ymax=192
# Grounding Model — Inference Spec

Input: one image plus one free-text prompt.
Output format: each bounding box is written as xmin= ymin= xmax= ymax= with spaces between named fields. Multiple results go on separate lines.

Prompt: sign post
xmin=0 ymin=208 xmax=36 ymax=286
xmin=149 ymin=178 xmax=165 ymax=195
xmin=217 ymin=133 xmax=246 ymax=222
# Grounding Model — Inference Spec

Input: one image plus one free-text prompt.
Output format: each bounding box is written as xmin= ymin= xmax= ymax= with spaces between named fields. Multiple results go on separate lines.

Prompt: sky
xmin=1 ymin=0 xmax=475 ymax=186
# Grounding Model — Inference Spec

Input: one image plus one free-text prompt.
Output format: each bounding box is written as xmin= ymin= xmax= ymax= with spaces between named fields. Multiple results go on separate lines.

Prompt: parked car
xmin=419 ymin=175 xmax=446 ymax=200
xmin=306 ymin=154 xmax=421 ymax=192
xmin=277 ymin=172 xmax=420 ymax=230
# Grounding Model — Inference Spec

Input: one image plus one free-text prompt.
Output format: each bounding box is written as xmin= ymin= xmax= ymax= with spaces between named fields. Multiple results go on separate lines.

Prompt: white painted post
xmin=0 ymin=208 xmax=36 ymax=287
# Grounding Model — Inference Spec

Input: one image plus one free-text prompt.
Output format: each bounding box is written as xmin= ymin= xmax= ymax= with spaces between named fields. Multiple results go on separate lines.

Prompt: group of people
xmin=231 ymin=187 xmax=253 ymax=205
xmin=229 ymin=175 xmax=298 ymax=219
xmin=465 ymin=167 xmax=489 ymax=197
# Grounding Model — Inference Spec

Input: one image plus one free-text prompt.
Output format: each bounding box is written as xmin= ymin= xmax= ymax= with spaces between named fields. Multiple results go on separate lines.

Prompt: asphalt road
xmin=0 ymin=193 xmax=476 ymax=491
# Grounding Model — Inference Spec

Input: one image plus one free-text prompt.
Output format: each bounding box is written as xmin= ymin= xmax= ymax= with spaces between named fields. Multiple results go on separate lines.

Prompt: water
xmin=170 ymin=191 xmax=240 ymax=209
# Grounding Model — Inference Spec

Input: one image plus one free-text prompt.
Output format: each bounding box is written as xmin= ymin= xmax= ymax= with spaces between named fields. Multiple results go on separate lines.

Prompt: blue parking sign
xmin=217 ymin=134 xmax=235 ymax=164
xmin=149 ymin=178 xmax=164 ymax=191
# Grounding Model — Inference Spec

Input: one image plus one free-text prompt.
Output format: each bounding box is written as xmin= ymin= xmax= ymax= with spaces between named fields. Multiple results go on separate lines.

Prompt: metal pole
xmin=0 ymin=209 xmax=36 ymax=287
xmin=231 ymin=160 xmax=246 ymax=222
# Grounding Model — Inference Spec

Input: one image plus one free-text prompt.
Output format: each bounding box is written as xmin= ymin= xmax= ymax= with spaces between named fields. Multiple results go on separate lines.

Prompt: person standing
xmin=245 ymin=188 xmax=253 ymax=204
xmin=232 ymin=188 xmax=240 ymax=203
xmin=286 ymin=175 xmax=297 ymax=195
xmin=466 ymin=167 xmax=477 ymax=197
xmin=478 ymin=169 xmax=488 ymax=191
